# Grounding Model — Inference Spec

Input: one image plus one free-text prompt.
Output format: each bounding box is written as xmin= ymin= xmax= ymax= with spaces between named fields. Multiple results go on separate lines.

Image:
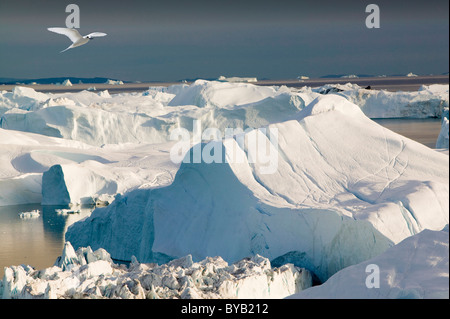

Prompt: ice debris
xmin=0 ymin=242 xmax=312 ymax=299
xmin=18 ymin=209 xmax=40 ymax=219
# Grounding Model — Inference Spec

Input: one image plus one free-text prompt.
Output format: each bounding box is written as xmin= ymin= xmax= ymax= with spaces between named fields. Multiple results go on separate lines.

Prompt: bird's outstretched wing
xmin=48 ymin=27 xmax=83 ymax=43
xmin=86 ymin=32 xmax=107 ymax=38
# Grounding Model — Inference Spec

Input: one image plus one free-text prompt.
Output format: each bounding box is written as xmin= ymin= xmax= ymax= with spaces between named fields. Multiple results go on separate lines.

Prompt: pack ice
xmin=0 ymin=242 xmax=312 ymax=299
xmin=66 ymin=94 xmax=449 ymax=283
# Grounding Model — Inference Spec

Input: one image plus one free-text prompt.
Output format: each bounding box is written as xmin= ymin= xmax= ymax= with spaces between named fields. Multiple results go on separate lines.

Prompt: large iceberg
xmin=66 ymin=95 xmax=449 ymax=282
xmin=307 ymin=83 xmax=449 ymax=118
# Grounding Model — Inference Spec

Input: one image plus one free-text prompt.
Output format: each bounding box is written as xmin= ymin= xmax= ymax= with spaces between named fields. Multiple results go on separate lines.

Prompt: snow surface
xmin=66 ymin=94 xmax=449 ymax=282
xmin=0 ymin=242 xmax=311 ymax=299
xmin=287 ymin=227 xmax=449 ymax=299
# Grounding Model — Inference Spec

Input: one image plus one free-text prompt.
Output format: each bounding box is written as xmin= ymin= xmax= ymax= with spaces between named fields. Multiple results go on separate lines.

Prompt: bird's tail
xmin=60 ymin=45 xmax=73 ymax=53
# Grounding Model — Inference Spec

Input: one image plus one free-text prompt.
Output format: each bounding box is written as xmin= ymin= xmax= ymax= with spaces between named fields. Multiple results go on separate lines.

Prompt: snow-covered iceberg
xmin=66 ymin=95 xmax=449 ymax=282
xmin=0 ymin=242 xmax=312 ymax=299
xmin=287 ymin=227 xmax=449 ymax=299
xmin=0 ymin=127 xmax=178 ymax=206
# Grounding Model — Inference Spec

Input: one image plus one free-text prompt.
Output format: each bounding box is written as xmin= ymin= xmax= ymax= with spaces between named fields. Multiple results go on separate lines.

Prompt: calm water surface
xmin=373 ymin=118 xmax=442 ymax=148
xmin=0 ymin=204 xmax=92 ymax=277
xmin=0 ymin=118 xmax=445 ymax=277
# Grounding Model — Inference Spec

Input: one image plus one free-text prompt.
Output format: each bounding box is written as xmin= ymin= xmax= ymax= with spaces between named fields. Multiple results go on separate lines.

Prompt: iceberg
xmin=66 ymin=95 xmax=449 ymax=282
xmin=62 ymin=79 xmax=72 ymax=87
xmin=288 ymin=227 xmax=449 ymax=299
xmin=0 ymin=127 xmax=178 ymax=207
xmin=309 ymin=83 xmax=449 ymax=118
xmin=41 ymin=164 xmax=118 ymax=206
xmin=18 ymin=209 xmax=40 ymax=219
xmin=217 ymin=76 xmax=258 ymax=83
xmin=105 ymin=79 xmax=124 ymax=85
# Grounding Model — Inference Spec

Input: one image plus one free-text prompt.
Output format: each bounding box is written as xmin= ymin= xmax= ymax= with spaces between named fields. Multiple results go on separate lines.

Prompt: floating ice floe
xmin=18 ymin=209 xmax=40 ymax=219
xmin=105 ymin=79 xmax=124 ymax=85
xmin=0 ymin=242 xmax=312 ymax=299
xmin=56 ymin=208 xmax=81 ymax=215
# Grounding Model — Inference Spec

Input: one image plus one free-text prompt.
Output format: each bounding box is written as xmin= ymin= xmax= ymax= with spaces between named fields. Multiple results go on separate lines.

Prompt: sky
xmin=0 ymin=0 xmax=448 ymax=82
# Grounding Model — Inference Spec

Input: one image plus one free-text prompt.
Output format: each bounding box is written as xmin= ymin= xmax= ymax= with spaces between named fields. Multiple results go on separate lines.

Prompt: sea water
xmin=373 ymin=118 xmax=442 ymax=148
xmin=0 ymin=204 xmax=92 ymax=277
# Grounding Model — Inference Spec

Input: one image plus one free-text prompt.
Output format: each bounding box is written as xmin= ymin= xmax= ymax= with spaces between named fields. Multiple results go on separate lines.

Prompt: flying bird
xmin=48 ymin=27 xmax=107 ymax=53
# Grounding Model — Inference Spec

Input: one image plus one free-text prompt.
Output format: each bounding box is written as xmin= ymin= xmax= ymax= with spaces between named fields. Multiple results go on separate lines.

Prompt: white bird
xmin=48 ymin=27 xmax=107 ymax=53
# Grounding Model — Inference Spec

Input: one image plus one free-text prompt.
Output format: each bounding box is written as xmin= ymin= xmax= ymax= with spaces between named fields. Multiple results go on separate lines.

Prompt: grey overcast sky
xmin=0 ymin=0 xmax=448 ymax=82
